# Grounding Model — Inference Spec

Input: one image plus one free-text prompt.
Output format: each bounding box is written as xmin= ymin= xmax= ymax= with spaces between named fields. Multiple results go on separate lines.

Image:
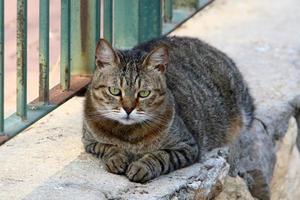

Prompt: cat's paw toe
xmin=126 ymin=161 xmax=154 ymax=183
xmin=105 ymin=154 xmax=129 ymax=174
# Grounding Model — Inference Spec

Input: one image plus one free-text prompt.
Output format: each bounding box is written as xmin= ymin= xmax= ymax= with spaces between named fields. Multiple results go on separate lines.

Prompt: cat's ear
xmin=95 ymin=39 xmax=119 ymax=68
xmin=143 ymin=45 xmax=169 ymax=73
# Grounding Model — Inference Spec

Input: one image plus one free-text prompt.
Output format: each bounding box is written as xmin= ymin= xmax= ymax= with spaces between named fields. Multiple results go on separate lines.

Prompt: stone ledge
xmin=23 ymin=152 xmax=229 ymax=200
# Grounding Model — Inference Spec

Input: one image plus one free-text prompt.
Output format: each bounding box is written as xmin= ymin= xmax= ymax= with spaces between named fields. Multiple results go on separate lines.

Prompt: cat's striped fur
xmin=82 ymin=36 xmax=254 ymax=183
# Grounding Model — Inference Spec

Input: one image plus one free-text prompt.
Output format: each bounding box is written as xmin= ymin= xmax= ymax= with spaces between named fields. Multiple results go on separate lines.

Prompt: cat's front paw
xmin=104 ymin=153 xmax=129 ymax=174
xmin=126 ymin=161 xmax=157 ymax=183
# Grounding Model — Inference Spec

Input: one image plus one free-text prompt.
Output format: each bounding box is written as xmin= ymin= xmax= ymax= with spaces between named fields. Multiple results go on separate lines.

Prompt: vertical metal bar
xmin=70 ymin=0 xmax=97 ymax=75
xmin=164 ymin=0 xmax=173 ymax=22
xmin=113 ymin=0 xmax=162 ymax=49
xmin=0 ymin=0 xmax=4 ymax=132
xmin=103 ymin=0 xmax=112 ymax=44
xmin=95 ymin=0 xmax=100 ymax=44
xmin=60 ymin=0 xmax=70 ymax=90
xmin=16 ymin=0 xmax=27 ymax=119
xmin=39 ymin=0 xmax=49 ymax=103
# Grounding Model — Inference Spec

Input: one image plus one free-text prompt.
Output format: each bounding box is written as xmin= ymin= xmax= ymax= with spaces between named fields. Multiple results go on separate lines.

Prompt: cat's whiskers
xmin=141 ymin=112 xmax=169 ymax=124
xmin=87 ymin=109 xmax=169 ymax=127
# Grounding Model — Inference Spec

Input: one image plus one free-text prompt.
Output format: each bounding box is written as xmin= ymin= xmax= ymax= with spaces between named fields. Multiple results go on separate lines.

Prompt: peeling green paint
xmin=16 ymin=0 xmax=27 ymax=119
xmin=39 ymin=0 xmax=49 ymax=104
xmin=60 ymin=0 xmax=71 ymax=90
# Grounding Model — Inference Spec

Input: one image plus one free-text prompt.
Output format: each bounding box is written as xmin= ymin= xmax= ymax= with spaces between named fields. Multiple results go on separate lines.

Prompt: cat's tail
xmin=240 ymin=85 xmax=256 ymax=130
xmin=290 ymin=95 xmax=300 ymax=151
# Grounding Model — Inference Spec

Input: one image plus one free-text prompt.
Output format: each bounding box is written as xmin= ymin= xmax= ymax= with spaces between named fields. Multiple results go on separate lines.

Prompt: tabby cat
xmin=82 ymin=36 xmax=254 ymax=183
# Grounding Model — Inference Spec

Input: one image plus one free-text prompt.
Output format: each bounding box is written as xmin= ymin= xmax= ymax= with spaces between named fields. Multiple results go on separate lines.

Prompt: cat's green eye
xmin=108 ymin=87 xmax=121 ymax=96
xmin=138 ymin=90 xmax=151 ymax=98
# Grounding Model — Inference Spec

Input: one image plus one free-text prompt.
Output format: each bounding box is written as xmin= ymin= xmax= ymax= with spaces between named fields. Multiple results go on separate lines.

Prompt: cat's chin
xmin=116 ymin=118 xmax=141 ymax=125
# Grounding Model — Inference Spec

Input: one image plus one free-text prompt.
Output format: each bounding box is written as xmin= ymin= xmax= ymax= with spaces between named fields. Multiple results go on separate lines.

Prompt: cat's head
xmin=87 ymin=39 xmax=170 ymax=125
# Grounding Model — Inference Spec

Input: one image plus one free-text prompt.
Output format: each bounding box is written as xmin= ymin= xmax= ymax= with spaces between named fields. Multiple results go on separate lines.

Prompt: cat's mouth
xmin=118 ymin=116 xmax=139 ymax=125
xmin=100 ymin=108 xmax=150 ymax=125
xmin=113 ymin=108 xmax=148 ymax=125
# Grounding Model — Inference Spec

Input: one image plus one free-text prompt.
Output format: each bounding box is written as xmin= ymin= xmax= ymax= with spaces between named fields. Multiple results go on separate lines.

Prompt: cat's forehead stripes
xmin=125 ymin=61 xmax=139 ymax=88
xmin=119 ymin=63 xmax=140 ymax=88
xmin=118 ymin=51 xmax=144 ymax=89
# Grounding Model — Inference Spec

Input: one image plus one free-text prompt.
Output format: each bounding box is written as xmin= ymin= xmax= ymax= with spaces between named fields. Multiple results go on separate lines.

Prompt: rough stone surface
xmin=0 ymin=97 xmax=84 ymax=200
xmin=23 ymin=152 xmax=229 ymax=200
xmin=271 ymin=119 xmax=300 ymax=200
xmin=215 ymin=176 xmax=256 ymax=200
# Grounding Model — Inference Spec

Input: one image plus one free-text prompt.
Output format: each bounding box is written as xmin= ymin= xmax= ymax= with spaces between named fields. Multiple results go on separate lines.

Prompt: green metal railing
xmin=60 ymin=0 xmax=71 ymax=90
xmin=39 ymin=0 xmax=50 ymax=103
xmin=16 ymin=0 xmax=27 ymax=120
xmin=0 ymin=0 xmax=213 ymax=144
